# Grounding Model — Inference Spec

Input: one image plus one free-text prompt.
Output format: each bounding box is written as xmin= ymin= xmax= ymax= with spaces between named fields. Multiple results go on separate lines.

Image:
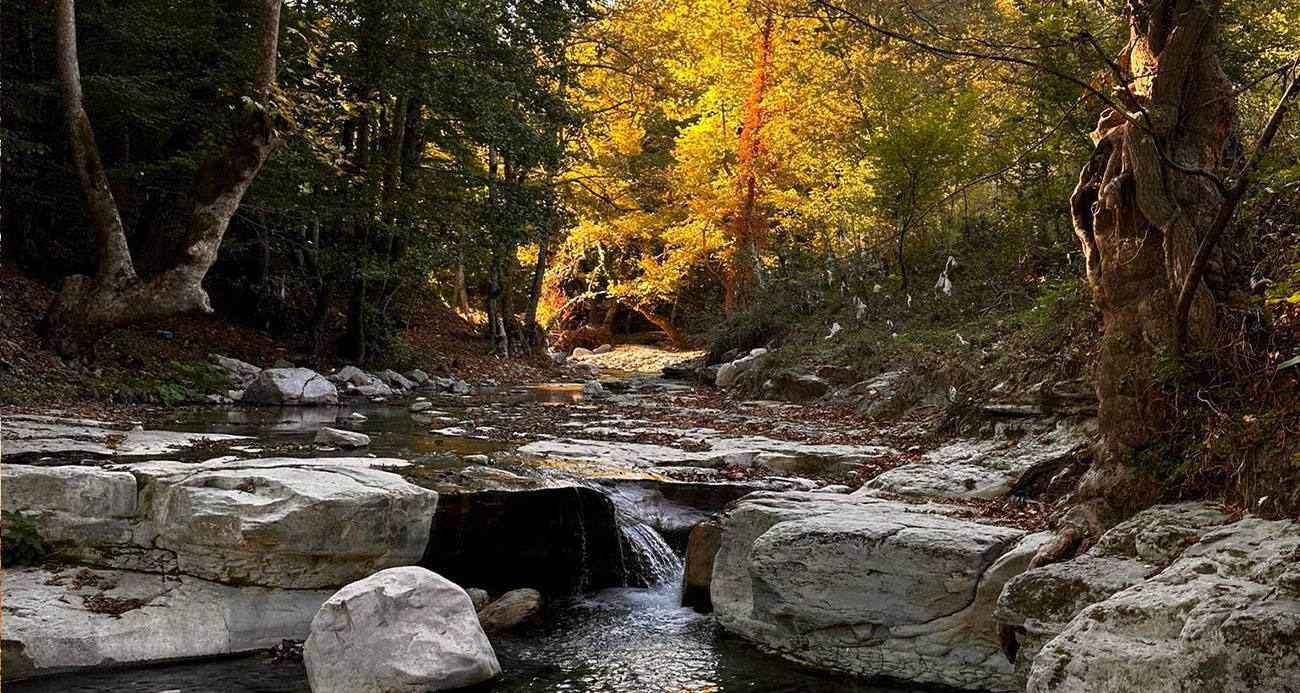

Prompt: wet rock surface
xmin=681 ymin=517 xmax=723 ymax=612
xmin=477 ymin=588 xmax=543 ymax=631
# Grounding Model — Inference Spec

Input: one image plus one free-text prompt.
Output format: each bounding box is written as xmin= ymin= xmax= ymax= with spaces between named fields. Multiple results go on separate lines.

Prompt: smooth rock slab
xmin=241 ymin=368 xmax=338 ymax=406
xmin=0 ymin=464 xmax=169 ymax=572
xmin=712 ymin=491 xmax=1031 ymax=691
xmin=519 ymin=433 xmax=890 ymax=477
xmin=1 ymin=567 xmax=331 ymax=679
xmin=304 ymin=567 xmax=500 ymax=693
xmin=4 ymin=458 xmax=432 ymax=588
xmin=2 ymin=415 xmax=246 ymax=458
xmin=860 ymin=418 xmax=1093 ymax=500
xmin=146 ymin=459 xmax=437 ymax=588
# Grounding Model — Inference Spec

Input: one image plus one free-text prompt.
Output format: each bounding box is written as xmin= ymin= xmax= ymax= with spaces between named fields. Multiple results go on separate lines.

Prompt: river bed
xmin=11 ymin=581 xmax=929 ymax=693
xmin=6 ymin=393 xmax=947 ymax=693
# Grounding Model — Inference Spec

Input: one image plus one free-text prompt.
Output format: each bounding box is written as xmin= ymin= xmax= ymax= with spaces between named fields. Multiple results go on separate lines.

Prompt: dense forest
xmin=5 ymin=2 xmax=1300 ymax=692
xmin=6 ymin=0 xmax=1300 ymax=527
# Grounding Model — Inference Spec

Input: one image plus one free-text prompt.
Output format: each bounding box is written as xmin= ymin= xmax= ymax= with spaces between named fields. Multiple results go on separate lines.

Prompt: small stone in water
xmin=315 ymin=427 xmax=371 ymax=449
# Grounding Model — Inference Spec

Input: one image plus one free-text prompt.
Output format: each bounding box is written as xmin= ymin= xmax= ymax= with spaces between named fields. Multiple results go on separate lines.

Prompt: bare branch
xmin=1173 ymin=61 xmax=1300 ymax=355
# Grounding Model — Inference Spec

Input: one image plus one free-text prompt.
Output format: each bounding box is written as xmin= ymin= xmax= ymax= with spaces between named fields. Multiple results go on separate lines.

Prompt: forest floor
xmin=0 ymin=264 xmax=566 ymax=414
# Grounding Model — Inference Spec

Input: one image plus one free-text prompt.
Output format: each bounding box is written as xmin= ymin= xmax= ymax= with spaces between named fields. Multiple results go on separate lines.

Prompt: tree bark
xmin=453 ymin=262 xmax=472 ymax=315
xmin=1050 ymin=0 xmax=1236 ymax=552
xmin=45 ymin=0 xmax=284 ymax=358
xmin=724 ymin=11 xmax=775 ymax=315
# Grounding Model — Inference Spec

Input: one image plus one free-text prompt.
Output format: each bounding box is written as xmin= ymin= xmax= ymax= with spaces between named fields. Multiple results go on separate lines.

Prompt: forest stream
xmin=4 ymin=383 xmax=944 ymax=693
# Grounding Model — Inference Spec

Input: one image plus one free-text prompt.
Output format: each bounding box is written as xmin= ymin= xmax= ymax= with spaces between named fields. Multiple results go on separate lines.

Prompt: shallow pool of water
xmin=9 ymin=584 xmax=937 ymax=693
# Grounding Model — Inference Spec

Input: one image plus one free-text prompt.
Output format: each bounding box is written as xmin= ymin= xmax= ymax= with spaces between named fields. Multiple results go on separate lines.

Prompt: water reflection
xmin=489 ymin=586 xmax=926 ymax=693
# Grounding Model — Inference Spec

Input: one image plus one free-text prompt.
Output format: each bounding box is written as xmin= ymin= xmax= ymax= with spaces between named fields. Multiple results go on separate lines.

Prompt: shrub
xmin=2 ymin=510 xmax=48 ymax=567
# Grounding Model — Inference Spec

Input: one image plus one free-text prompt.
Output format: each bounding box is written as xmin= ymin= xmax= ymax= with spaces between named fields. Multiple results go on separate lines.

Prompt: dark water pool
xmin=8 ymin=585 xmax=936 ymax=693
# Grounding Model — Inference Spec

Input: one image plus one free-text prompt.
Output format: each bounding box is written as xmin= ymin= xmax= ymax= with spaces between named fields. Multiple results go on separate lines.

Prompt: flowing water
xmin=9 ymin=573 xmax=932 ymax=693
xmin=9 ymin=398 xmax=947 ymax=693
xmin=620 ymin=523 xmax=684 ymax=588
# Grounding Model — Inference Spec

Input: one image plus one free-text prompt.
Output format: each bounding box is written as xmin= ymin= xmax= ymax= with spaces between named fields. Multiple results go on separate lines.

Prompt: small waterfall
xmin=620 ymin=522 xmax=684 ymax=589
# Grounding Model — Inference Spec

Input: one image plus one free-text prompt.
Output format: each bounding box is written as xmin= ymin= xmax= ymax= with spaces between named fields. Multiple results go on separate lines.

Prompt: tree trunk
xmin=453 ymin=262 xmax=472 ymax=315
xmin=724 ymin=11 xmax=775 ymax=315
xmin=523 ymin=233 xmax=549 ymax=351
xmin=44 ymin=0 xmax=284 ymax=358
xmin=1049 ymin=0 xmax=1236 ymax=553
xmin=637 ymin=309 xmax=685 ymax=347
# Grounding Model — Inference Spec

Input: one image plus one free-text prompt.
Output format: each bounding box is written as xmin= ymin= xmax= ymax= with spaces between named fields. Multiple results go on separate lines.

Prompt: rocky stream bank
xmin=2 ymin=346 xmax=1296 ymax=692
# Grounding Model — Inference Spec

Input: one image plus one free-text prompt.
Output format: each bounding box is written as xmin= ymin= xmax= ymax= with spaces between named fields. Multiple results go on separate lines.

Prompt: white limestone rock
xmin=711 ymin=491 xmax=1036 ymax=691
xmin=208 ymin=354 xmax=262 ymax=385
xmin=859 ymin=418 xmax=1093 ymax=500
xmin=996 ymin=502 xmax=1235 ymax=684
xmin=0 ymin=567 xmax=331 ymax=678
xmin=328 ymin=365 xmax=368 ymax=385
xmin=2 ymin=415 xmax=245 ymax=458
xmin=314 ymin=426 xmax=371 ymax=449
xmin=146 ymin=460 xmax=436 ymax=588
xmin=404 ymin=368 xmax=430 ymax=384
xmin=304 ymin=567 xmax=501 ymax=693
xmin=2 ymin=458 xmax=434 ymax=589
xmin=242 ymin=368 xmax=338 ymax=406
xmin=1026 ymin=515 xmax=1300 ymax=692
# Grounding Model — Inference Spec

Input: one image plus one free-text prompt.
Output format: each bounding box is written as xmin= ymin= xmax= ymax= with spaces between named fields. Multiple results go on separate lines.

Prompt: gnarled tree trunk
xmin=1047 ymin=0 xmax=1236 ymax=556
xmin=44 ymin=0 xmax=284 ymax=358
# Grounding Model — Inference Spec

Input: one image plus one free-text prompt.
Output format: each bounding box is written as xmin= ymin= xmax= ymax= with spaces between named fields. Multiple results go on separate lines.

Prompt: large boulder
xmin=242 ymin=368 xmax=338 ymax=405
xmin=304 ymin=567 xmax=501 ymax=693
xmin=375 ymin=369 xmax=416 ymax=390
xmin=1 ymin=458 xmax=436 ymax=589
xmin=712 ymin=491 xmax=1041 ymax=691
xmin=477 ymin=588 xmax=542 ymax=631
xmin=327 ymin=365 xmax=368 ymax=385
xmin=996 ymin=502 xmax=1233 ymax=684
xmin=405 ymin=368 xmax=430 ymax=384
xmin=208 ymin=354 xmax=262 ymax=386
xmin=1 ymin=566 xmax=331 ymax=679
xmin=147 ymin=459 xmax=437 ymax=588
xmin=997 ymin=503 xmax=1300 ymax=693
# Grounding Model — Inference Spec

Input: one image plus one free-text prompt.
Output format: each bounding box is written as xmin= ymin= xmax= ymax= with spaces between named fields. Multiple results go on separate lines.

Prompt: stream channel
xmin=10 ymin=393 xmax=943 ymax=693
